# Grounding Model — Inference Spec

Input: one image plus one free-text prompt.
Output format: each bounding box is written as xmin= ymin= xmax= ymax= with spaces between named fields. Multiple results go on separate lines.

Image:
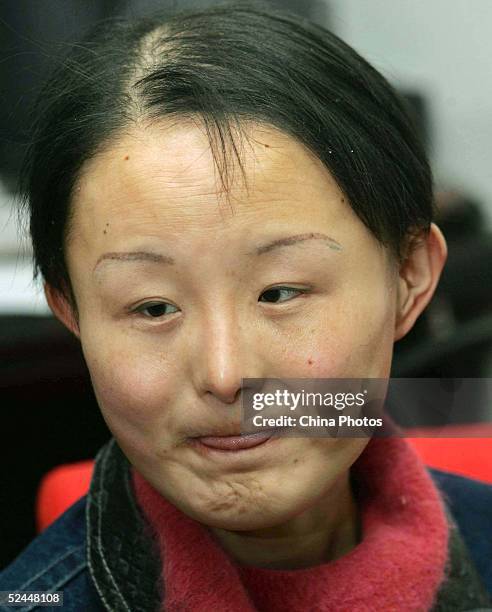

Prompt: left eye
xmin=134 ymin=302 xmax=179 ymax=318
xmin=259 ymin=287 xmax=306 ymax=304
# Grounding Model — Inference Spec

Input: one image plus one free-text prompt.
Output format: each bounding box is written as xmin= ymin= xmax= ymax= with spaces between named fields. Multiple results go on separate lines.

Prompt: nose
xmin=192 ymin=306 xmax=258 ymax=404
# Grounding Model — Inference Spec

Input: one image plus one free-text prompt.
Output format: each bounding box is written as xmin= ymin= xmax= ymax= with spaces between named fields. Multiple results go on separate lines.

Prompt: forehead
xmin=69 ymin=120 xmax=354 ymax=249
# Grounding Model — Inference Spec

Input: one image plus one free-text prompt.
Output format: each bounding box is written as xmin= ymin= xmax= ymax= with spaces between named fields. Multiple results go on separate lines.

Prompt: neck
xmin=206 ymin=470 xmax=360 ymax=570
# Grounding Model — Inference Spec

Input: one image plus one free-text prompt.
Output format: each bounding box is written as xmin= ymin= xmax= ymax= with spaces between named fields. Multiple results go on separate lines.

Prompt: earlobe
xmin=44 ymin=282 xmax=80 ymax=338
xmin=394 ymin=223 xmax=448 ymax=342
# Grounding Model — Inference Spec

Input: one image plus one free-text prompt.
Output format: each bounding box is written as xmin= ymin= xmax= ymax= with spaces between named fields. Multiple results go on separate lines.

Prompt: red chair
xmin=405 ymin=422 xmax=492 ymax=484
xmin=36 ymin=460 xmax=94 ymax=533
xmin=36 ymin=424 xmax=492 ymax=533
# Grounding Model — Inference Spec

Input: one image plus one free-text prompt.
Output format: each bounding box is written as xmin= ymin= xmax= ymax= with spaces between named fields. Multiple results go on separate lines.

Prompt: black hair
xmin=19 ymin=0 xmax=435 ymax=317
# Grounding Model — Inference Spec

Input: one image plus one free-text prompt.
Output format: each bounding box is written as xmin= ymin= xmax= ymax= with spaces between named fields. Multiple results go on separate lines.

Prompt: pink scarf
xmin=132 ymin=434 xmax=449 ymax=611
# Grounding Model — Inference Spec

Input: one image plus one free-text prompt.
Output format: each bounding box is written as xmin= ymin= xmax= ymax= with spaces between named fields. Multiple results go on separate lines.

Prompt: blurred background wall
xmin=1 ymin=0 xmax=491 ymax=570
xmin=330 ymin=0 xmax=492 ymax=227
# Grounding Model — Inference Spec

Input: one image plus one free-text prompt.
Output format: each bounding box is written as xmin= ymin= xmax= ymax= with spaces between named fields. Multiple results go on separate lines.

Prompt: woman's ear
xmin=44 ymin=282 xmax=80 ymax=339
xmin=394 ymin=222 xmax=448 ymax=342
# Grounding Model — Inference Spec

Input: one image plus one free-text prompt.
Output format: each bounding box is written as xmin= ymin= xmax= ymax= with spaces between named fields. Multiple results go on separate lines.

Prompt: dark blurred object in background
xmin=391 ymin=91 xmax=492 ymax=400
xmin=434 ymin=190 xmax=487 ymax=244
xmin=0 ymin=1 xmax=106 ymax=191
xmin=0 ymin=316 xmax=109 ymax=571
xmin=391 ymin=189 xmax=492 ymax=426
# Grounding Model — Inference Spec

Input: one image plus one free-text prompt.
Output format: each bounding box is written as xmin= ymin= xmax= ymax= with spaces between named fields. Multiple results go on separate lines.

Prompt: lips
xmin=194 ymin=430 xmax=277 ymax=451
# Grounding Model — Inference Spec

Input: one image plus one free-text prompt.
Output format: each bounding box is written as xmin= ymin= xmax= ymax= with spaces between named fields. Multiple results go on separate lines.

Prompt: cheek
xmin=81 ymin=336 xmax=177 ymax=436
xmin=293 ymin=293 xmax=395 ymax=377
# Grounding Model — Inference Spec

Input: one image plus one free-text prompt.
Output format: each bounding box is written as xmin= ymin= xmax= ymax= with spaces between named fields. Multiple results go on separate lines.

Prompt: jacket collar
xmin=86 ymin=438 xmax=492 ymax=611
xmin=86 ymin=438 xmax=161 ymax=612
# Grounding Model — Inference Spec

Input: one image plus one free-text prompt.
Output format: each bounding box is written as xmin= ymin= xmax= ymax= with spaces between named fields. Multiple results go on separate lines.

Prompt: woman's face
xmin=62 ymin=121 xmax=400 ymax=530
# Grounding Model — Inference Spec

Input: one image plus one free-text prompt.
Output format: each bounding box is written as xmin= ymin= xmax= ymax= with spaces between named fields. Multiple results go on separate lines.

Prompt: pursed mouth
xmin=189 ymin=429 xmax=282 ymax=451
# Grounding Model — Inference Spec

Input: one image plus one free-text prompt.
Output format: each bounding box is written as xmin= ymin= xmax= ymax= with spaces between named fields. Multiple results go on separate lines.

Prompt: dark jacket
xmin=1 ymin=438 xmax=492 ymax=611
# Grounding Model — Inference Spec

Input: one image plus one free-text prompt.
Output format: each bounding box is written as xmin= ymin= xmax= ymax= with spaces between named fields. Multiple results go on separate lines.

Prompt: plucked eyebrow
xmin=253 ymin=232 xmax=342 ymax=255
xmin=93 ymin=251 xmax=175 ymax=272
xmin=93 ymin=232 xmax=342 ymax=273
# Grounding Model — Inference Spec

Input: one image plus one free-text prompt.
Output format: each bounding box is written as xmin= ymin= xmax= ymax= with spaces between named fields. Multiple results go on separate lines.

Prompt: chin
xmin=194 ymin=507 xmax=290 ymax=532
xmin=179 ymin=485 xmax=307 ymax=532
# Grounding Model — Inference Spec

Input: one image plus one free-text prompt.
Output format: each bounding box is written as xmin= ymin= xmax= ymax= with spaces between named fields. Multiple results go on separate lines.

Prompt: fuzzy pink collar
xmin=132 ymin=434 xmax=449 ymax=612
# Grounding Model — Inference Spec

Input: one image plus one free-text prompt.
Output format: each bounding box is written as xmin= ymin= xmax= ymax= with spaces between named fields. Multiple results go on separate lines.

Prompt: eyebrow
xmin=93 ymin=232 xmax=342 ymax=273
xmin=93 ymin=251 xmax=175 ymax=272
xmin=253 ymin=232 xmax=342 ymax=255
